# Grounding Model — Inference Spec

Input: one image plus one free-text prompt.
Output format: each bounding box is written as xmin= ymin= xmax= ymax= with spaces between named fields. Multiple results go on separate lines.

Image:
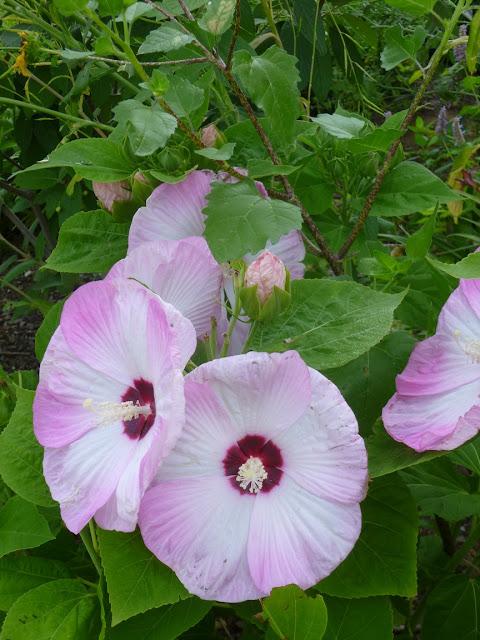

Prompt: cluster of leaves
xmin=1 ymin=0 xmax=480 ymax=639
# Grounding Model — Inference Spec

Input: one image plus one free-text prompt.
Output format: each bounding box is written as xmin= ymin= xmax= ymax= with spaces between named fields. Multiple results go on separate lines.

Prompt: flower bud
xmin=201 ymin=124 xmax=222 ymax=148
xmin=92 ymin=180 xmax=132 ymax=213
xmin=244 ymin=250 xmax=286 ymax=306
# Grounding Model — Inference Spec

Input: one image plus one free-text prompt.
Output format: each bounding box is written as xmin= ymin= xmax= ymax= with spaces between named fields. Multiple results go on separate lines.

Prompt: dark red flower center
xmin=121 ymin=379 xmax=156 ymax=440
xmin=222 ymin=434 xmax=283 ymax=494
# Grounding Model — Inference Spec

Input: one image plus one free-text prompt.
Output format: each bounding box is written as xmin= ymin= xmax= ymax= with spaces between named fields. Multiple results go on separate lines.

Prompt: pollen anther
xmin=83 ymin=398 xmax=152 ymax=427
xmin=453 ymin=329 xmax=480 ymax=364
xmin=236 ymin=456 xmax=268 ymax=494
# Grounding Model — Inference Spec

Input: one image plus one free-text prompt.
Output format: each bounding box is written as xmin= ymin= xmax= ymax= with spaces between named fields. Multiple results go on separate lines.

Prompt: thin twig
xmin=0 ymin=180 xmax=54 ymax=250
xmin=1 ymin=203 xmax=36 ymax=247
xmin=226 ymin=0 xmax=241 ymax=70
xmin=86 ymin=55 xmax=209 ymax=66
xmin=0 ymin=232 xmax=30 ymax=259
xmin=1 ymin=151 xmax=23 ymax=171
xmin=177 ymin=0 xmax=194 ymax=20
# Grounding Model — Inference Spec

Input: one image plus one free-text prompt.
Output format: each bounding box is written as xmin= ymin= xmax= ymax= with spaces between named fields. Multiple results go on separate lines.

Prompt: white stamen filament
xmin=453 ymin=330 xmax=480 ymax=364
xmin=83 ymin=398 xmax=152 ymax=427
xmin=236 ymin=456 xmax=268 ymax=494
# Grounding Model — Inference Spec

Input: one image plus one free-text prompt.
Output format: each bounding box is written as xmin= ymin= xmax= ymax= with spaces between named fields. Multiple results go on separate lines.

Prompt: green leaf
xmin=110 ymin=598 xmax=213 ymax=639
xmin=203 ymin=180 xmax=302 ymax=263
xmin=195 ymin=143 xmax=236 ymax=161
xmin=233 ymin=47 xmax=300 ymax=147
xmin=400 ymin=458 xmax=480 ymax=521
xmin=370 ymin=161 xmax=461 ymax=217
xmin=467 ymin=10 xmax=480 ymax=74
xmin=53 ymin=0 xmax=88 ymax=16
xmin=0 ymin=556 xmax=71 ymax=611
xmin=253 ymin=280 xmax=406 ymax=370
xmin=198 ymin=0 xmax=236 ymax=35
xmin=113 ymin=100 xmax=177 ymax=156
xmin=406 ymin=211 xmax=436 ymax=261
xmin=289 ymin=155 xmax=334 ymax=216
xmin=0 ymin=387 xmax=55 ymax=507
xmin=163 ymin=77 xmax=205 ymax=119
xmin=97 ymin=529 xmax=189 ymax=626
xmin=422 ymin=575 xmax=480 ymax=640
xmin=367 ymin=422 xmax=444 ymax=478
xmin=246 ymin=160 xmax=299 ymax=179
xmin=138 ymin=25 xmax=195 ymax=54
xmin=385 ymin=0 xmax=435 ymax=14
xmin=262 ymin=585 xmax=327 ymax=640
xmin=46 ymin=210 xmax=129 ymax=273
xmin=346 ymin=128 xmax=403 ymax=153
xmin=380 ymin=25 xmax=427 ymax=71
xmin=323 ymin=596 xmax=393 ymax=640
xmin=316 ymin=474 xmax=418 ymax=598
xmin=19 ymin=139 xmax=136 ymax=182
xmin=0 ymin=496 xmax=53 ymax=558
xmin=312 ymin=113 xmax=366 ymax=139
xmin=427 ymin=251 xmax=480 ymax=278
xmin=35 ymin=299 xmax=66 ymax=362
xmin=60 ymin=49 xmax=91 ymax=61
xmin=325 ymin=331 xmax=415 ymax=437
xmin=0 ymin=580 xmax=97 ymax=640
xmin=448 ymin=432 xmax=480 ymax=475
xmin=98 ymin=0 xmax=123 ymax=17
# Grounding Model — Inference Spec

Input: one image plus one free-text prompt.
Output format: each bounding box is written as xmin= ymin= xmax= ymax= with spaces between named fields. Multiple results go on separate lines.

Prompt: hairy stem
xmin=337 ymin=0 xmax=470 ymax=261
xmin=226 ymin=0 xmax=241 ymax=70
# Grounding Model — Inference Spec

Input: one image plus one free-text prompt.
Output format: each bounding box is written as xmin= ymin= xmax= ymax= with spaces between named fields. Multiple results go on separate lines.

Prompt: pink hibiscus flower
xmin=128 ymin=170 xmax=305 ymax=353
xmin=33 ymin=278 xmax=196 ymax=533
xmin=106 ymin=236 xmax=224 ymax=340
xmin=138 ymin=351 xmax=368 ymax=602
xmin=128 ymin=170 xmax=306 ymax=280
xmin=383 ymin=277 xmax=480 ymax=451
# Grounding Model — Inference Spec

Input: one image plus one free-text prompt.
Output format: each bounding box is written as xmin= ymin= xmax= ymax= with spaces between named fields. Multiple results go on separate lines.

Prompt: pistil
xmin=83 ymin=398 xmax=152 ymax=427
xmin=236 ymin=456 xmax=268 ymax=494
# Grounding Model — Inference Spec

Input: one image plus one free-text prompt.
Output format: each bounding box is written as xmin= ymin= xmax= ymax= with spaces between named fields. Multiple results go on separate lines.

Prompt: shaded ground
xmin=0 ymin=276 xmax=43 ymax=375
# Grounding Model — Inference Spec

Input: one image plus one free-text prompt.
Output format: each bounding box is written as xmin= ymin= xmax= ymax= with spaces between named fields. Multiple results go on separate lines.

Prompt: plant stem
xmin=259 ymin=0 xmax=283 ymax=47
xmin=0 ymin=232 xmax=30 ymax=259
xmin=0 ymin=277 xmax=43 ymax=310
xmin=337 ymin=0 xmax=470 ymax=261
xmin=80 ymin=523 xmax=103 ymax=576
xmin=241 ymin=320 xmax=259 ymax=353
xmin=226 ymin=0 xmax=241 ymax=70
xmin=1 ymin=203 xmax=36 ymax=247
xmin=0 ymin=97 xmax=114 ymax=131
xmin=219 ymin=273 xmax=243 ymax=358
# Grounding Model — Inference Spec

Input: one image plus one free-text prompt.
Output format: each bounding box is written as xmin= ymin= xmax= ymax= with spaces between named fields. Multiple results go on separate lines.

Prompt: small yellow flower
xmin=13 ymin=31 xmax=30 ymax=77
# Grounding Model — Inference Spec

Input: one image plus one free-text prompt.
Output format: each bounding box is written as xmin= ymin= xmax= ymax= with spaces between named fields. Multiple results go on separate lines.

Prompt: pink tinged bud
xmin=201 ymin=124 xmax=221 ymax=148
xmin=92 ymin=180 xmax=132 ymax=213
xmin=244 ymin=250 xmax=286 ymax=306
xmin=134 ymin=172 xmax=149 ymax=185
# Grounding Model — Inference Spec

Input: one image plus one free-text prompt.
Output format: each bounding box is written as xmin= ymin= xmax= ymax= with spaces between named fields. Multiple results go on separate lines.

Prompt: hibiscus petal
xmin=139 ymin=476 xmax=264 ymax=602
xmin=383 ymin=377 xmax=480 ymax=451
xmin=61 ymin=279 xmax=194 ymax=385
xmin=247 ymin=475 xmax=362 ymax=593
xmin=129 ymin=171 xmax=211 ymax=249
xmin=154 ymin=380 xmax=236 ymax=483
xmin=33 ymin=327 xmax=127 ymax=447
xmin=186 ymin=352 xmax=312 ymax=440
xmin=43 ymin=422 xmax=136 ymax=534
xmin=107 ymin=237 xmax=223 ymax=339
xmin=95 ymin=430 xmax=164 ymax=532
xmin=275 ymin=368 xmax=368 ymax=504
